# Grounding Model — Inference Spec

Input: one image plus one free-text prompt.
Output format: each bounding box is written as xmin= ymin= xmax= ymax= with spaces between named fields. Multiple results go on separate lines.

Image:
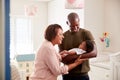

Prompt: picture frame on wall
xmin=65 ymin=0 xmax=84 ymax=9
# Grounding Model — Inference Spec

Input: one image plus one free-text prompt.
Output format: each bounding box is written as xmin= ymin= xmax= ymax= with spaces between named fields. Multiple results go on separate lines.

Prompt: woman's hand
xmin=67 ymin=55 xmax=88 ymax=71
xmin=60 ymin=50 xmax=69 ymax=58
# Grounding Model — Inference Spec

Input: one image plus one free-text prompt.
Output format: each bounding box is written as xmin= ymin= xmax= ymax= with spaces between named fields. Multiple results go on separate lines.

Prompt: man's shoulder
xmin=79 ymin=28 xmax=92 ymax=35
xmin=80 ymin=28 xmax=90 ymax=32
xmin=63 ymin=30 xmax=70 ymax=36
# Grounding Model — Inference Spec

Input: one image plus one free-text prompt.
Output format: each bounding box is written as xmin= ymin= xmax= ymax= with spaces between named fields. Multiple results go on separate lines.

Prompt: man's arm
xmin=80 ymin=43 xmax=97 ymax=59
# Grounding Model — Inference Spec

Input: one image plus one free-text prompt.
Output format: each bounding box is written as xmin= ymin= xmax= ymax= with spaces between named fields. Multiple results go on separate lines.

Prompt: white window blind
xmin=10 ymin=17 xmax=33 ymax=59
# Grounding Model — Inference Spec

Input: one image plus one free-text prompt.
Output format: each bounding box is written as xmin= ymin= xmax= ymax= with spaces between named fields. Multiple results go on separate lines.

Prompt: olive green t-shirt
xmin=59 ymin=28 xmax=94 ymax=75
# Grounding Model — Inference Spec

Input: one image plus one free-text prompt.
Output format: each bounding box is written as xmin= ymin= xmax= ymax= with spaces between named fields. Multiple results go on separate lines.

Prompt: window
xmin=10 ymin=16 xmax=33 ymax=59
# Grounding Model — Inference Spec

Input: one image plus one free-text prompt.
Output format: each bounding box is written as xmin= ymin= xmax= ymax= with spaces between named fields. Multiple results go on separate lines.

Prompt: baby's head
xmin=79 ymin=40 xmax=94 ymax=53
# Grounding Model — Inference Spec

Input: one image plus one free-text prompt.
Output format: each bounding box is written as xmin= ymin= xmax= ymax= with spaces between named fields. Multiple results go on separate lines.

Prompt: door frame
xmin=5 ymin=0 xmax=10 ymax=79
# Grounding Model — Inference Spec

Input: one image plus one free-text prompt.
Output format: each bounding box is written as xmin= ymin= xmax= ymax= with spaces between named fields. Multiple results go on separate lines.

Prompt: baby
xmin=69 ymin=40 xmax=94 ymax=55
xmin=61 ymin=40 xmax=94 ymax=64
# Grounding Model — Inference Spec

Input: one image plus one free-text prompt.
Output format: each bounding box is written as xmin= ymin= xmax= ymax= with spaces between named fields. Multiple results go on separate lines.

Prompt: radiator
xmin=113 ymin=62 xmax=120 ymax=80
xmin=110 ymin=52 xmax=120 ymax=80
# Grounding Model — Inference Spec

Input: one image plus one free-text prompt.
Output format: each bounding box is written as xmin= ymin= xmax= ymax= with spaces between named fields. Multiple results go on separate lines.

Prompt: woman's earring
xmin=66 ymin=21 xmax=70 ymax=26
xmin=66 ymin=21 xmax=69 ymax=25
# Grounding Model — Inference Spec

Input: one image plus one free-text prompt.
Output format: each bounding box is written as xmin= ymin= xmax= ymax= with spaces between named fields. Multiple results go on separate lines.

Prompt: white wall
xmin=104 ymin=0 xmax=120 ymax=52
xmin=83 ymin=0 xmax=120 ymax=53
xmin=0 ymin=0 xmax=5 ymax=79
xmin=84 ymin=0 xmax=105 ymax=52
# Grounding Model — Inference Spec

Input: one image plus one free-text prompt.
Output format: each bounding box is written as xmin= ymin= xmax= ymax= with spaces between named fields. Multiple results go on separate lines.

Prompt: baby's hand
xmin=60 ymin=50 xmax=68 ymax=55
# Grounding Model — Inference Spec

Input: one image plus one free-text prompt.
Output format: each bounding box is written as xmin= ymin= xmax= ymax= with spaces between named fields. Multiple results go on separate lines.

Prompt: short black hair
xmin=67 ymin=12 xmax=80 ymax=22
xmin=44 ymin=24 xmax=62 ymax=41
xmin=85 ymin=40 xmax=94 ymax=53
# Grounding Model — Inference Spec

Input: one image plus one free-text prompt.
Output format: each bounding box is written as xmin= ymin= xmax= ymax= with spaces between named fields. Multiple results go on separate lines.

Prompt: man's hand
xmin=74 ymin=55 xmax=88 ymax=64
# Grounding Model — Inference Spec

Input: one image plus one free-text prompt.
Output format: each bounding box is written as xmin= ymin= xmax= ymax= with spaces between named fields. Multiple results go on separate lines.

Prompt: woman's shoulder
xmin=40 ymin=40 xmax=54 ymax=50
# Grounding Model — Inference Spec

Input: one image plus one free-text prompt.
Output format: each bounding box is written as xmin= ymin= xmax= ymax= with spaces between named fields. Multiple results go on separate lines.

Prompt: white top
xmin=69 ymin=48 xmax=86 ymax=55
xmin=30 ymin=40 xmax=68 ymax=80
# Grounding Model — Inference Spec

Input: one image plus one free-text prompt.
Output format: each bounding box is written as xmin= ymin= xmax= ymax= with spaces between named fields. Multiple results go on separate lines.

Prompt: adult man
xmin=59 ymin=12 xmax=97 ymax=80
